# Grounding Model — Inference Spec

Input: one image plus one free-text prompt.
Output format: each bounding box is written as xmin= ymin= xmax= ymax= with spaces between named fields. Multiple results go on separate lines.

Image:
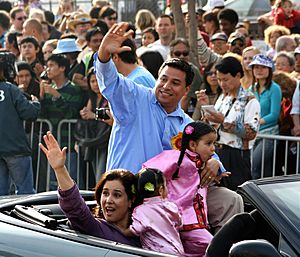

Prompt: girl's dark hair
xmin=142 ymin=27 xmax=159 ymax=41
xmin=136 ymin=168 xmax=165 ymax=199
xmin=94 ymin=169 xmax=137 ymax=218
xmin=203 ymin=62 xmax=222 ymax=95
xmin=172 ymin=121 xmax=216 ymax=179
xmin=253 ymin=67 xmax=273 ymax=91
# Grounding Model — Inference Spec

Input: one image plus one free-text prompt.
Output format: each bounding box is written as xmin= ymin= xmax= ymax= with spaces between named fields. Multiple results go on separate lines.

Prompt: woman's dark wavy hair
xmin=203 ymin=62 xmax=222 ymax=96
xmin=94 ymin=169 xmax=137 ymax=218
xmin=136 ymin=168 xmax=165 ymax=199
xmin=172 ymin=121 xmax=216 ymax=180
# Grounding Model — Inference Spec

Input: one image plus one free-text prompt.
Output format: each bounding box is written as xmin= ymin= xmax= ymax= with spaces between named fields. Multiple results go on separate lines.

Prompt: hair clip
xmin=185 ymin=125 xmax=194 ymax=134
xmin=131 ymin=184 xmax=136 ymax=194
xmin=144 ymin=182 xmax=155 ymax=191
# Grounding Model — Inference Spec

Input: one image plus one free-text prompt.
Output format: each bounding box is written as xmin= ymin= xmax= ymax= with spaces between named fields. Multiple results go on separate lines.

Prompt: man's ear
xmin=184 ymin=85 xmax=190 ymax=96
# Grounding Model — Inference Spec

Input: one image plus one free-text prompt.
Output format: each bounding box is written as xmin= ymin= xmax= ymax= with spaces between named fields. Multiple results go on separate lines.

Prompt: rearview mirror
xmin=229 ymin=239 xmax=282 ymax=257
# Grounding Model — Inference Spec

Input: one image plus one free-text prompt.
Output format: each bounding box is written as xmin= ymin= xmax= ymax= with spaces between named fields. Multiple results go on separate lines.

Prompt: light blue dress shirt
xmin=127 ymin=65 xmax=156 ymax=89
xmin=94 ymin=54 xmax=192 ymax=174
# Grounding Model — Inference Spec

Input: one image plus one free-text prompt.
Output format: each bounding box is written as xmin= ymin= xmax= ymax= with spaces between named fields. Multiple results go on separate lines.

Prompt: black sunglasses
xmin=107 ymin=16 xmax=117 ymax=21
xmin=173 ymin=51 xmax=189 ymax=57
xmin=16 ymin=16 xmax=27 ymax=21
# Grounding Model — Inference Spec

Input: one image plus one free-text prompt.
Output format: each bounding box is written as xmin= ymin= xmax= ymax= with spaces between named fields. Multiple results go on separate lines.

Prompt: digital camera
xmin=95 ymin=107 xmax=110 ymax=120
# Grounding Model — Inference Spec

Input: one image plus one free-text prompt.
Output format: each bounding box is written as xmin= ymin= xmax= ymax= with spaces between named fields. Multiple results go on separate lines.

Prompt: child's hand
xmin=39 ymin=131 xmax=67 ymax=170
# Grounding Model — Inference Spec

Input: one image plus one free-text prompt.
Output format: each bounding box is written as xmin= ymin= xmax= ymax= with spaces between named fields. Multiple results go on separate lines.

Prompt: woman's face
xmin=253 ymin=65 xmax=270 ymax=80
xmin=89 ymin=74 xmax=100 ymax=94
xmin=142 ymin=32 xmax=155 ymax=47
xmin=269 ymin=31 xmax=281 ymax=49
xmin=42 ymin=44 xmax=55 ymax=62
xmin=101 ymin=180 xmax=132 ymax=229
xmin=275 ymin=56 xmax=294 ymax=73
xmin=103 ymin=14 xmax=117 ymax=29
xmin=243 ymin=50 xmax=257 ymax=71
xmin=206 ymin=66 xmax=218 ymax=87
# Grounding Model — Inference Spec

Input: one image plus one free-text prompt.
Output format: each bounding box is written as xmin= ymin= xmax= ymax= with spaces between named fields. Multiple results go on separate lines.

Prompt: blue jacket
xmin=0 ymin=82 xmax=40 ymax=156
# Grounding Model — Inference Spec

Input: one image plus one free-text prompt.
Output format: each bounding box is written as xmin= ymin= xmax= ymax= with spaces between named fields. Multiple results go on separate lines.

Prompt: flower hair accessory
xmin=131 ymin=184 xmax=136 ymax=194
xmin=144 ymin=182 xmax=155 ymax=191
xmin=171 ymin=132 xmax=183 ymax=150
xmin=185 ymin=125 xmax=194 ymax=134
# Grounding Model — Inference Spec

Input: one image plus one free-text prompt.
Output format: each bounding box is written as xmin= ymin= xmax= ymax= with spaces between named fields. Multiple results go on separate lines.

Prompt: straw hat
xmin=68 ymin=13 xmax=97 ymax=31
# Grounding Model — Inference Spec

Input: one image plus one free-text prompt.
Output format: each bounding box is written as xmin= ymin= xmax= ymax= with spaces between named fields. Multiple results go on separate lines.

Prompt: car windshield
xmin=259 ymin=181 xmax=300 ymax=228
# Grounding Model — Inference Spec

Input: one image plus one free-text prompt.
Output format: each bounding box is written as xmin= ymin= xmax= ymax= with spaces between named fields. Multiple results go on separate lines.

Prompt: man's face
xmin=156 ymin=17 xmax=173 ymax=40
xmin=229 ymin=39 xmax=246 ymax=55
xmin=20 ymin=42 xmax=38 ymax=61
xmin=285 ymin=39 xmax=297 ymax=52
xmin=74 ymin=22 xmax=92 ymax=38
xmin=219 ymin=19 xmax=235 ymax=37
xmin=88 ymin=32 xmax=103 ymax=52
xmin=155 ymin=65 xmax=189 ymax=113
xmin=170 ymin=42 xmax=189 ymax=62
xmin=295 ymin=54 xmax=300 ymax=72
xmin=47 ymin=60 xmax=64 ymax=80
xmin=12 ymin=11 xmax=27 ymax=31
xmin=211 ymin=39 xmax=228 ymax=55
xmin=217 ymin=71 xmax=240 ymax=95
xmin=16 ymin=69 xmax=32 ymax=89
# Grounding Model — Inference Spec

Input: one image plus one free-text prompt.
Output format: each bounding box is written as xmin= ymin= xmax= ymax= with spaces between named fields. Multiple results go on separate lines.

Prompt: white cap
xmin=203 ymin=0 xmax=225 ymax=11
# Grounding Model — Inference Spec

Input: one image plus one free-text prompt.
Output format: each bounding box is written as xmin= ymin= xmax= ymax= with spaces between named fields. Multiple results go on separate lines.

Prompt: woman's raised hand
xmin=39 ymin=131 xmax=74 ymax=191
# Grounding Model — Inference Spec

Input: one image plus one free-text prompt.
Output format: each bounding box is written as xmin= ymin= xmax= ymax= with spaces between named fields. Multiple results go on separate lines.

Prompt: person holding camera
xmin=76 ymin=67 xmax=111 ymax=182
xmin=0 ymin=52 xmax=40 ymax=195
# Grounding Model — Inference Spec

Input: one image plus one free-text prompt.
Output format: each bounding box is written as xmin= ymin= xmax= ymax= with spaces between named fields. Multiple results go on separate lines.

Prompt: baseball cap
xmin=211 ymin=32 xmax=228 ymax=42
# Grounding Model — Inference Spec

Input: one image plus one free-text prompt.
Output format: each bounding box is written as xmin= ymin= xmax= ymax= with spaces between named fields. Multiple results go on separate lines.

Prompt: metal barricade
xmin=253 ymin=134 xmax=300 ymax=178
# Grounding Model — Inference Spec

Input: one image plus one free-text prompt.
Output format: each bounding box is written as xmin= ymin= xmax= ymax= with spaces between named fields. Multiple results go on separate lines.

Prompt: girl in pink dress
xmin=122 ymin=167 xmax=185 ymax=256
xmin=143 ymin=121 xmax=226 ymax=257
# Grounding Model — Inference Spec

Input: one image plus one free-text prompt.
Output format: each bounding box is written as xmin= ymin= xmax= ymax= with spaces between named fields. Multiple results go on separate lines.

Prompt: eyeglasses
xmin=173 ymin=51 xmax=189 ymax=57
xmin=231 ymin=41 xmax=244 ymax=47
xmin=206 ymin=71 xmax=217 ymax=76
xmin=16 ymin=16 xmax=27 ymax=21
xmin=107 ymin=16 xmax=117 ymax=21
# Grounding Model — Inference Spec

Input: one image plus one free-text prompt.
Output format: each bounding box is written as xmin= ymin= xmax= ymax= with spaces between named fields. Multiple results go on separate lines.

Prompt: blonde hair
xmin=264 ymin=25 xmax=290 ymax=46
xmin=29 ymin=8 xmax=45 ymax=22
xmin=135 ymin=9 xmax=156 ymax=32
xmin=223 ymin=52 xmax=242 ymax=63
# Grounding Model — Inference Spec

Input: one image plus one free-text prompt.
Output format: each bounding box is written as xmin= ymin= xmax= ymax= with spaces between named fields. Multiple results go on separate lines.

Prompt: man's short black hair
xmin=159 ymin=58 xmax=194 ymax=87
xmin=218 ymin=8 xmax=239 ymax=27
xmin=47 ymin=54 xmax=70 ymax=77
xmin=215 ymin=56 xmax=244 ymax=78
xmin=20 ymin=36 xmax=40 ymax=50
xmin=86 ymin=27 xmax=105 ymax=42
xmin=118 ymin=39 xmax=137 ymax=64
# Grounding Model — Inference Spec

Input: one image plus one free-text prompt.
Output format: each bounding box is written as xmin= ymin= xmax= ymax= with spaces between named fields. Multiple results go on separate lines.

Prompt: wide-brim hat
xmin=53 ymin=38 xmax=82 ymax=54
xmin=248 ymin=54 xmax=273 ymax=69
xmin=68 ymin=13 xmax=97 ymax=31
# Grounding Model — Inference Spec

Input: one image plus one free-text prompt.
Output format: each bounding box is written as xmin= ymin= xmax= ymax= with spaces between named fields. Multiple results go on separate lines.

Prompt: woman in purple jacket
xmin=39 ymin=131 xmax=140 ymax=247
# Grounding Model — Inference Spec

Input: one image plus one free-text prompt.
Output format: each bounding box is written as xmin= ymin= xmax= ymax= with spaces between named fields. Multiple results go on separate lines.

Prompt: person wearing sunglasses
xmin=169 ymin=38 xmax=203 ymax=117
xmin=99 ymin=6 xmax=118 ymax=29
xmin=227 ymin=31 xmax=246 ymax=56
xmin=9 ymin=7 xmax=27 ymax=33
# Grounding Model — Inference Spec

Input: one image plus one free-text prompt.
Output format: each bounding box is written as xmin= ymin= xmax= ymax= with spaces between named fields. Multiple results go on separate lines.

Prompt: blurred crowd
xmin=0 ymin=0 xmax=299 ymax=194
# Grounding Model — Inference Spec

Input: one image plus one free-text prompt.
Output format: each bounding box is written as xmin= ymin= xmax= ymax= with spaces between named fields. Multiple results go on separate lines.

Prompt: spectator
xmin=274 ymin=51 xmax=295 ymax=73
xmin=42 ymin=39 xmax=57 ymax=62
xmin=241 ymin=46 xmax=261 ymax=89
xmin=9 ymin=7 xmax=27 ymax=33
xmin=112 ymin=38 xmax=156 ymax=89
xmin=275 ymin=35 xmax=297 ymax=53
xmin=39 ymin=53 xmax=84 ymax=188
xmin=0 ymin=10 xmax=10 ymax=48
xmin=138 ymin=51 xmax=164 ymax=79
xmin=5 ymin=31 xmax=22 ymax=59
xmin=264 ymin=24 xmax=290 ymax=58
xmin=67 ymin=13 xmax=97 ymax=48
xmin=274 ymin=0 xmax=300 ymax=31
xmin=134 ymin=9 xmax=156 ymax=47
xmin=218 ymin=8 xmax=239 ymax=37
xmin=0 ymin=52 xmax=40 ymax=195
xmin=249 ymin=54 xmax=282 ymax=179
xmin=227 ymin=31 xmax=246 ymax=56
xmin=22 ymin=18 xmax=44 ymax=45
xmin=203 ymin=11 xmax=220 ymax=38
xmin=235 ymin=24 xmax=252 ymax=47
xmin=168 ymin=38 xmax=203 ymax=116
xmin=29 ymin=8 xmax=45 ymax=22
xmin=210 ymin=32 xmax=228 ymax=56
xmin=99 ymin=6 xmax=118 ymax=29
xmin=193 ymin=62 xmax=222 ymax=120
xmin=291 ymin=47 xmax=300 ymax=80
xmin=141 ymin=27 xmax=159 ymax=47
xmin=200 ymin=56 xmax=260 ymax=190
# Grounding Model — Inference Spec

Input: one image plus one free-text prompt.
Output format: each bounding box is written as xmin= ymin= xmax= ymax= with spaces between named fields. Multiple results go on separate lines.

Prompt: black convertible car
xmin=0 ymin=175 xmax=299 ymax=257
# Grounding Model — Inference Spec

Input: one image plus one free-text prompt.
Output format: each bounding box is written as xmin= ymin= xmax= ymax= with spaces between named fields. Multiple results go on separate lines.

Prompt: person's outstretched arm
xmin=39 ymin=131 xmax=74 ymax=191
